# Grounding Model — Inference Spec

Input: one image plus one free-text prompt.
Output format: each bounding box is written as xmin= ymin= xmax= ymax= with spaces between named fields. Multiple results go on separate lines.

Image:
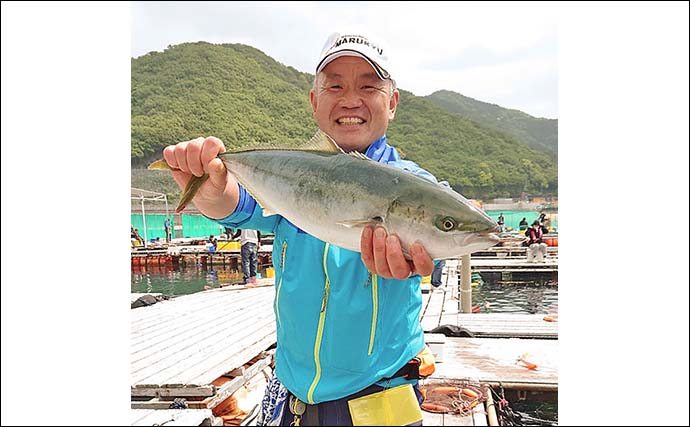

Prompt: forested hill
xmin=425 ymin=90 xmax=558 ymax=159
xmin=132 ymin=42 xmax=557 ymax=199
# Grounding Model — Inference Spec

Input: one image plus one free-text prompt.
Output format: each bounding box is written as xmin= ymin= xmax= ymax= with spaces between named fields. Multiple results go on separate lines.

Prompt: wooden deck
xmin=430 ymin=337 xmax=559 ymax=391
xmin=473 ymin=246 xmax=558 ymax=258
xmin=421 ymin=261 xmax=558 ymax=339
xmin=422 ymin=398 xmax=489 ymax=426
xmin=131 ymin=284 xmax=276 ymax=397
xmin=130 ymin=409 xmax=217 ymax=426
xmin=421 ymin=288 xmax=558 ymax=338
xmin=462 ymin=257 xmax=558 ymax=273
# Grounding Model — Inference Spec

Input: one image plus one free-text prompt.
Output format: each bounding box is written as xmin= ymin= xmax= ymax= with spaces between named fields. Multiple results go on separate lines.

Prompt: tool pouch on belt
xmin=347 ymin=384 xmax=423 ymax=426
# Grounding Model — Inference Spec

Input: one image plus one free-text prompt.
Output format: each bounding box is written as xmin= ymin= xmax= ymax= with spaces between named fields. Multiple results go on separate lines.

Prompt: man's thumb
xmin=207 ymin=158 xmax=228 ymax=190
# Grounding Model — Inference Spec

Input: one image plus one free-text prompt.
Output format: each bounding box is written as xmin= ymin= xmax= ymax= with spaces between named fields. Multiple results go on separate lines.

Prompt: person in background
xmin=131 ymin=226 xmax=144 ymax=247
xmin=526 ymin=220 xmax=548 ymax=262
xmin=497 ymin=213 xmax=505 ymax=232
xmin=208 ymin=235 xmax=218 ymax=252
xmin=430 ymin=259 xmax=446 ymax=288
xmin=232 ymin=229 xmax=261 ymax=285
xmin=519 ymin=217 xmax=529 ymax=231
xmin=164 ymin=217 xmax=172 ymax=242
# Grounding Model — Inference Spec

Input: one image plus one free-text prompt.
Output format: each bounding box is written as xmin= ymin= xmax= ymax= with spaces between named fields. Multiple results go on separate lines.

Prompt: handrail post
xmin=460 ymin=254 xmax=472 ymax=313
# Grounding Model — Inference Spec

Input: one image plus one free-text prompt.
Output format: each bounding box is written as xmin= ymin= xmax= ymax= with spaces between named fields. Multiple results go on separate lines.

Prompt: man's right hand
xmin=162 ymin=136 xmax=240 ymax=219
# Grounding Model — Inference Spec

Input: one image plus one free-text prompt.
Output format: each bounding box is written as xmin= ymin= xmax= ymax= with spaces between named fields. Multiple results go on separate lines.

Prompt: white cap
xmin=315 ymin=32 xmax=394 ymax=82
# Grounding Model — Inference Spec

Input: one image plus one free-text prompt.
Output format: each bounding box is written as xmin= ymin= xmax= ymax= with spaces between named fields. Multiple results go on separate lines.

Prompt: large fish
xmin=149 ymin=131 xmax=499 ymax=259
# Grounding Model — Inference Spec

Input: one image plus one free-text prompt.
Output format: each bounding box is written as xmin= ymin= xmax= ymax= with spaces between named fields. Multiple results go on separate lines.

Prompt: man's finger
xmin=386 ymin=234 xmax=413 ymax=280
xmin=373 ymin=227 xmax=392 ymax=278
xmin=410 ymin=243 xmax=434 ymax=277
xmin=360 ymin=226 xmax=375 ymax=272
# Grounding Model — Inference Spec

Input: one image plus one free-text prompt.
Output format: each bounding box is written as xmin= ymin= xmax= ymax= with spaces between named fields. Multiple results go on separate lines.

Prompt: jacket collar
xmin=364 ymin=134 xmax=400 ymax=163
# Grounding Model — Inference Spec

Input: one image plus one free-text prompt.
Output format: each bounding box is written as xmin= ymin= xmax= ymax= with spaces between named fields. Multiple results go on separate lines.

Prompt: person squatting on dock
xmin=158 ymin=32 xmax=439 ymax=426
xmin=525 ymin=220 xmax=548 ymax=262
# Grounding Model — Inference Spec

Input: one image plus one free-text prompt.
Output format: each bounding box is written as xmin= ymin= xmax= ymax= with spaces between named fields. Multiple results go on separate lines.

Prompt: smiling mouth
xmin=336 ymin=117 xmax=366 ymax=125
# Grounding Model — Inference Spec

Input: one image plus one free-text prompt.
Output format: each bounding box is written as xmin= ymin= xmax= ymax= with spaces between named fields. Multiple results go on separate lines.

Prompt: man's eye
xmin=330 ymin=85 xmax=342 ymax=89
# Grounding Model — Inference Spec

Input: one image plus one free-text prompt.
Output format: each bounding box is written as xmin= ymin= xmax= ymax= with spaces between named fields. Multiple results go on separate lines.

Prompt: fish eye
xmin=436 ymin=216 xmax=457 ymax=232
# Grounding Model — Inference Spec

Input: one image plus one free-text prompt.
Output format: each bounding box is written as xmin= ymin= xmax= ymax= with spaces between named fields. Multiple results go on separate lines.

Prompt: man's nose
xmin=339 ymin=87 xmax=363 ymax=108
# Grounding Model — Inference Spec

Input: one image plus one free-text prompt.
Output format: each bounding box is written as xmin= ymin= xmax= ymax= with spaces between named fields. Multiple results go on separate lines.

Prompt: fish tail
xmin=147 ymin=158 xmax=172 ymax=170
xmin=175 ymin=174 xmax=209 ymax=213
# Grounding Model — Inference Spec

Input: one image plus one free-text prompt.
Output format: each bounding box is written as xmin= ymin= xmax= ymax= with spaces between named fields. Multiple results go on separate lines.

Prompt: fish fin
xmin=175 ymin=174 xmax=209 ymax=213
xmin=335 ymin=216 xmax=384 ymax=228
xmin=148 ymin=158 xmax=173 ymax=171
xmin=223 ymin=130 xmax=344 ymax=155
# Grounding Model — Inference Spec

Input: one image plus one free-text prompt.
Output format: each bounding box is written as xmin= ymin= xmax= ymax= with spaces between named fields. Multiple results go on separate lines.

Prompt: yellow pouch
xmin=347 ymin=384 xmax=422 ymax=426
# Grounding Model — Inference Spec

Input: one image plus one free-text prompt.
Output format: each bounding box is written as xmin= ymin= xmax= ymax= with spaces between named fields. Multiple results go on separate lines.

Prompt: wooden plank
xmin=422 ymin=292 xmax=559 ymax=337
xmin=202 ymin=354 xmax=273 ymax=409
xmin=432 ymin=337 xmax=558 ymax=389
xmin=131 ymin=290 xmax=275 ymax=362
xmin=455 ymin=314 xmax=558 ymax=338
xmin=131 ymin=315 xmax=275 ymax=386
xmin=131 ymin=286 xmax=271 ymax=330
xmin=130 ymin=409 xmax=214 ymax=426
xmin=459 ymin=258 xmax=558 ymax=273
xmin=131 ymin=302 xmax=274 ymax=373
xmin=421 ymin=394 xmax=488 ymax=426
xmin=131 ymin=385 xmax=215 ymax=398
xmin=131 ymin=296 xmax=274 ymax=367
xmin=131 ymin=285 xmax=277 ymax=388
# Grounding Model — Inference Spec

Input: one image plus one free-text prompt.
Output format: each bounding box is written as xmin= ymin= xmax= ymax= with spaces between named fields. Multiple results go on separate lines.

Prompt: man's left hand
xmin=360 ymin=226 xmax=434 ymax=280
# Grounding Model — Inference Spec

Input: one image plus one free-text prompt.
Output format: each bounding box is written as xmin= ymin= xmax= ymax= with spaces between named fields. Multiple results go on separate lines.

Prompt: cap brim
xmin=316 ymin=49 xmax=390 ymax=80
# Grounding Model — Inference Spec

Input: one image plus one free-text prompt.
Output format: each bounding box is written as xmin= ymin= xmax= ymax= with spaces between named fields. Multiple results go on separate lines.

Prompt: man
xmin=497 ymin=213 xmax=505 ymax=232
xmin=430 ymin=259 xmax=446 ymax=288
xmin=519 ymin=217 xmax=528 ymax=231
xmin=160 ymin=32 xmax=436 ymax=426
xmin=526 ymin=220 xmax=548 ymax=262
xmin=232 ymin=229 xmax=261 ymax=285
xmin=164 ymin=217 xmax=172 ymax=242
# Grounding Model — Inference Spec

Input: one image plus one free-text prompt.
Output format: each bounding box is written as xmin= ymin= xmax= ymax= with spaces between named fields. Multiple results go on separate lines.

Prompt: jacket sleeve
xmin=388 ymin=159 xmax=440 ymax=184
xmin=210 ymin=185 xmax=281 ymax=235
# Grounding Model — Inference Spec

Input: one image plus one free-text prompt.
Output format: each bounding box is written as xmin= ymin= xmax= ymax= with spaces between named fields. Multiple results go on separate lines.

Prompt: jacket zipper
xmin=274 ymin=241 xmax=288 ymax=327
xmin=306 ymin=243 xmax=331 ymax=404
xmin=368 ymin=274 xmax=378 ymax=355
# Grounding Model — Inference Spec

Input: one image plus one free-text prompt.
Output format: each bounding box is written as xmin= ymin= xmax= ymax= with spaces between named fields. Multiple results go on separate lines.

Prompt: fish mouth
xmin=454 ymin=231 xmax=500 ymax=248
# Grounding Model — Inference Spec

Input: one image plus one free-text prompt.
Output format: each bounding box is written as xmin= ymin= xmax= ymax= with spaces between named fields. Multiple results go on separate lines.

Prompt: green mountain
xmin=132 ymin=42 xmax=557 ymax=200
xmin=425 ymin=90 xmax=558 ymax=158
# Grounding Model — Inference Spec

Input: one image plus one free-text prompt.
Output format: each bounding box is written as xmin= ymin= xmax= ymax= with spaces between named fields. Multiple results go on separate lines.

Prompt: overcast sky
xmin=132 ymin=1 xmax=559 ymax=119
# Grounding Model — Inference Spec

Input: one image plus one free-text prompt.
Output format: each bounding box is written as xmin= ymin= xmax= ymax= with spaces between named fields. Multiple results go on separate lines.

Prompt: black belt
xmin=387 ymin=357 xmax=421 ymax=380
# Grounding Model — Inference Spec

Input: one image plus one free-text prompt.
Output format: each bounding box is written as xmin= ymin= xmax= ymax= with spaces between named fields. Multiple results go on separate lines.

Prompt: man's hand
xmin=162 ymin=136 xmax=239 ymax=219
xmin=360 ymin=226 xmax=434 ymax=280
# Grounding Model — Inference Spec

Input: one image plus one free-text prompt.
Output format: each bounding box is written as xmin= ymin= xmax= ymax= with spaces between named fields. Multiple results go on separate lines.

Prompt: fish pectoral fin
xmin=335 ymin=217 xmax=384 ymax=228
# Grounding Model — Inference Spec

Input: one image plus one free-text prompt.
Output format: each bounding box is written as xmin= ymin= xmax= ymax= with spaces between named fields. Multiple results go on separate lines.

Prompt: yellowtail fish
xmin=149 ymin=131 xmax=499 ymax=259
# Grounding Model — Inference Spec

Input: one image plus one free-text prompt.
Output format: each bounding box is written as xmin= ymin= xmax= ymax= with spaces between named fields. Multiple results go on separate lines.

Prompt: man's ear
xmin=310 ymin=89 xmax=318 ymax=114
xmin=388 ymin=89 xmax=400 ymax=121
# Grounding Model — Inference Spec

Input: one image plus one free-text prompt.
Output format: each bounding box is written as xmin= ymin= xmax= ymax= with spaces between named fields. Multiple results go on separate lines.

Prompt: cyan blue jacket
xmin=215 ymin=134 xmax=439 ymax=404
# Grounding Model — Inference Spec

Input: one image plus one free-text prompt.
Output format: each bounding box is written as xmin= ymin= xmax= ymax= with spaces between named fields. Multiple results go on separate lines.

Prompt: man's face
xmin=310 ymin=56 xmax=399 ymax=152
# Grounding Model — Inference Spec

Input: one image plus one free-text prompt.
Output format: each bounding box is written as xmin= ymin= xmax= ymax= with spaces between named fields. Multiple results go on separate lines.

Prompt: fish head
xmin=392 ymin=183 xmax=499 ymax=259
